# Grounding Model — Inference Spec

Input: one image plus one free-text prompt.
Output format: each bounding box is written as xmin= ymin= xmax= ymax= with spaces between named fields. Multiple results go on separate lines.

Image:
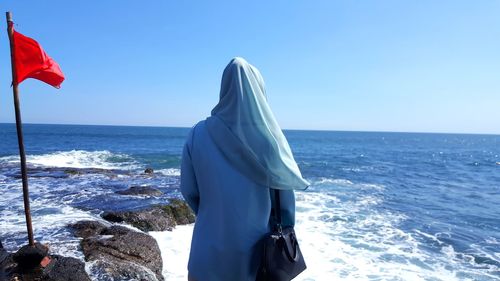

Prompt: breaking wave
xmin=0 ymin=150 xmax=140 ymax=170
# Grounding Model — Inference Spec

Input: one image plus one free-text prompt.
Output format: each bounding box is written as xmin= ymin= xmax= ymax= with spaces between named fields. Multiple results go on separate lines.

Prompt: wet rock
xmin=102 ymin=206 xmax=176 ymax=232
xmin=101 ymin=198 xmax=195 ymax=232
xmin=72 ymin=222 xmax=164 ymax=281
xmin=0 ymin=265 xmax=9 ymax=281
xmin=68 ymin=220 xmax=108 ymax=239
xmin=0 ymin=244 xmax=13 ymax=280
xmin=144 ymin=167 xmax=154 ymax=174
xmin=88 ymin=259 xmax=160 ymax=281
xmin=159 ymin=198 xmax=196 ymax=225
xmin=116 ymin=185 xmax=163 ymax=196
xmin=42 ymin=255 xmax=90 ymax=281
xmin=0 ymin=241 xmax=9 ymax=264
xmin=0 ymin=245 xmax=90 ymax=281
xmin=63 ymin=169 xmax=81 ymax=175
xmin=61 ymin=167 xmax=128 ymax=177
xmin=13 ymin=243 xmax=48 ymax=270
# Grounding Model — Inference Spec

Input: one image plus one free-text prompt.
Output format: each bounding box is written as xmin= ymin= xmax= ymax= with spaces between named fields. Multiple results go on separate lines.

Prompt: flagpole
xmin=6 ymin=11 xmax=35 ymax=247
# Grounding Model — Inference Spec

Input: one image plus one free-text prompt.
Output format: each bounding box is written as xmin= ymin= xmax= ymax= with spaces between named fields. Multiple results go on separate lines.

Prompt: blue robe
xmin=181 ymin=121 xmax=295 ymax=281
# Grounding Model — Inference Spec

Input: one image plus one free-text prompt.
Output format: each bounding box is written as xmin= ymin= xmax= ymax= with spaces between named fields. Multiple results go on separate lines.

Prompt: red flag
xmin=11 ymin=25 xmax=65 ymax=88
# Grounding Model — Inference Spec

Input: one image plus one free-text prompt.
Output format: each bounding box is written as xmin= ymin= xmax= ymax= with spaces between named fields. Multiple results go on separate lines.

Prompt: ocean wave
xmin=150 ymin=189 xmax=422 ymax=280
xmin=156 ymin=168 xmax=181 ymax=177
xmin=0 ymin=199 xmax=104 ymax=259
xmin=315 ymin=178 xmax=354 ymax=185
xmin=341 ymin=166 xmax=374 ymax=172
xmin=314 ymin=178 xmax=385 ymax=191
xmin=0 ymin=150 xmax=140 ymax=170
xmin=297 ymin=188 xmax=499 ymax=280
xmin=150 ymin=225 xmax=194 ymax=280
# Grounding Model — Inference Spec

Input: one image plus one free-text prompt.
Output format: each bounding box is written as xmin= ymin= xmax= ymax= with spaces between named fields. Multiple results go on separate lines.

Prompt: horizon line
xmin=0 ymin=122 xmax=499 ymax=136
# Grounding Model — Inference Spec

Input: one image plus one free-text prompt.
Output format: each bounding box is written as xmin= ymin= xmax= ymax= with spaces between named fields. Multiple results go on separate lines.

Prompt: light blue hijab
xmin=206 ymin=57 xmax=309 ymax=190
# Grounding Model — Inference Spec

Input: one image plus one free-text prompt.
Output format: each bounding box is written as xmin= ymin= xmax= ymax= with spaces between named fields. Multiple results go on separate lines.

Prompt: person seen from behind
xmin=180 ymin=57 xmax=309 ymax=281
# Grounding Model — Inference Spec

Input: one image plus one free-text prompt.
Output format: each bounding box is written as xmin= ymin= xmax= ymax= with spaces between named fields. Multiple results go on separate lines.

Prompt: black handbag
xmin=256 ymin=189 xmax=306 ymax=281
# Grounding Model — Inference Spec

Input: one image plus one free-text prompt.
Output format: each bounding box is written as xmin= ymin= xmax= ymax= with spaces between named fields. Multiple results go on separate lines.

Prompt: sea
xmin=0 ymin=123 xmax=499 ymax=281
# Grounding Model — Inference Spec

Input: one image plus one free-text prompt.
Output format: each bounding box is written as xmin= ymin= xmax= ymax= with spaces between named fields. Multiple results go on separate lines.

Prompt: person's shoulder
xmin=193 ymin=119 xmax=207 ymax=131
xmin=185 ymin=119 xmax=207 ymax=145
xmin=190 ymin=120 xmax=207 ymax=136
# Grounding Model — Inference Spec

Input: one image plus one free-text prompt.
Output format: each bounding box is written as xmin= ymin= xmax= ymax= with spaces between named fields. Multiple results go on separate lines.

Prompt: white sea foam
xmin=314 ymin=177 xmax=385 ymax=191
xmin=341 ymin=166 xmax=374 ymax=173
xmin=0 ymin=178 xmax=111 ymax=260
xmin=149 ymin=225 xmax=194 ymax=280
xmin=315 ymin=178 xmax=354 ymax=185
xmin=157 ymin=168 xmax=181 ymax=176
xmin=0 ymin=193 xmax=103 ymax=259
xmin=485 ymin=237 xmax=499 ymax=245
xmin=150 ymin=188 xmax=498 ymax=281
xmin=0 ymin=150 xmax=140 ymax=170
xmin=414 ymin=229 xmax=444 ymax=245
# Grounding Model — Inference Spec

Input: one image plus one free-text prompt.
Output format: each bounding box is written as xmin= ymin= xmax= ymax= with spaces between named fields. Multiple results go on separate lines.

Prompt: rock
xmin=61 ymin=167 xmax=122 ymax=176
xmin=144 ymin=168 xmax=154 ymax=174
xmin=0 ymin=266 xmax=10 ymax=281
xmin=12 ymin=243 xmax=49 ymax=270
xmin=68 ymin=220 xmax=108 ymax=239
xmin=158 ymin=198 xmax=196 ymax=225
xmin=72 ymin=223 xmax=164 ymax=281
xmin=102 ymin=207 xmax=176 ymax=232
xmin=101 ymin=199 xmax=195 ymax=232
xmin=0 ymin=246 xmax=91 ymax=281
xmin=63 ymin=169 xmax=81 ymax=175
xmin=0 ymin=245 xmax=13 ymax=280
xmin=116 ymin=185 xmax=163 ymax=196
xmin=42 ymin=255 xmax=90 ymax=281
xmin=87 ymin=259 xmax=159 ymax=281
xmin=0 ymin=241 xmax=9 ymax=265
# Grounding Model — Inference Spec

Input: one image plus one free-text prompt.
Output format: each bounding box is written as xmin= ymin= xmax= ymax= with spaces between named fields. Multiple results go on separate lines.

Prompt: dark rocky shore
xmin=102 ymin=198 xmax=195 ymax=232
xmin=70 ymin=221 xmax=164 ymax=281
xmin=0 ymin=241 xmax=91 ymax=281
xmin=0 ymin=170 xmax=195 ymax=281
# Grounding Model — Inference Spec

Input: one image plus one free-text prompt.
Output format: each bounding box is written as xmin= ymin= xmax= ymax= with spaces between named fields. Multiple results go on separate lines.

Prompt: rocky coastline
xmin=0 ymin=169 xmax=195 ymax=281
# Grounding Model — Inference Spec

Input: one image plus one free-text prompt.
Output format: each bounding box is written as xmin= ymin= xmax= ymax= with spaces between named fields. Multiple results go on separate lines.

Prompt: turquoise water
xmin=0 ymin=123 xmax=499 ymax=280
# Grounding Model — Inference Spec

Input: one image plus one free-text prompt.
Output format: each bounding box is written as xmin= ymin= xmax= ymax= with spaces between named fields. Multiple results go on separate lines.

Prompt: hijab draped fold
xmin=206 ymin=57 xmax=309 ymax=190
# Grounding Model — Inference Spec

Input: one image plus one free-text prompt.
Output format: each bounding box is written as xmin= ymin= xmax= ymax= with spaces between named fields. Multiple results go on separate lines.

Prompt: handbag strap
xmin=272 ymin=189 xmax=282 ymax=232
xmin=273 ymin=189 xmax=300 ymax=262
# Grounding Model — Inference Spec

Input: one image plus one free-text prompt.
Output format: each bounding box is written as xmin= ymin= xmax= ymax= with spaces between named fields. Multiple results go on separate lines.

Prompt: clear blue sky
xmin=1 ymin=1 xmax=499 ymax=134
